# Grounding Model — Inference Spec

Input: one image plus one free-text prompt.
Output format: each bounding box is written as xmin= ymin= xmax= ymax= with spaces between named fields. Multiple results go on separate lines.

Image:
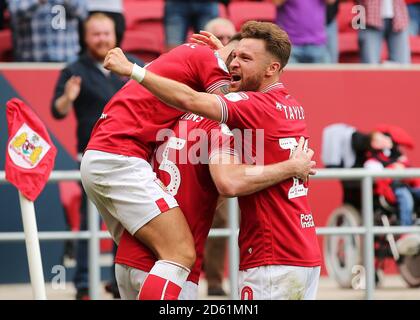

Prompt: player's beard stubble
xmin=238 ymin=72 xmax=264 ymax=92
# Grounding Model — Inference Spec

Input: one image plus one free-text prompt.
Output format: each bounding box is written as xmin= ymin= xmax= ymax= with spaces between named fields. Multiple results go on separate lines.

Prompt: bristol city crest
xmin=8 ymin=123 xmax=51 ymax=169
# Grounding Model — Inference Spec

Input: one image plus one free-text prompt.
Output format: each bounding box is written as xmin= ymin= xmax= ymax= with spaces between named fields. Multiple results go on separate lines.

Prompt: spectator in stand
xmin=164 ymin=0 xmax=219 ymax=51
xmin=51 ymin=13 xmax=143 ymax=300
xmin=358 ymin=0 xmax=411 ymax=64
xmin=326 ymin=0 xmax=339 ymax=63
xmin=406 ymin=0 xmax=420 ymax=35
xmin=204 ymin=17 xmax=236 ymax=46
xmin=273 ymin=0 xmax=333 ymax=63
xmin=9 ymin=0 xmax=87 ymax=62
xmin=79 ymin=0 xmax=125 ymax=54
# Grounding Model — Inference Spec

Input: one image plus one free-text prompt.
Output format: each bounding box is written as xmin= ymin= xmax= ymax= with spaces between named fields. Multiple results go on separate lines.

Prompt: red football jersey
xmin=216 ymin=82 xmax=322 ymax=270
xmin=86 ymin=44 xmax=230 ymax=161
xmin=115 ymin=113 xmax=236 ymax=284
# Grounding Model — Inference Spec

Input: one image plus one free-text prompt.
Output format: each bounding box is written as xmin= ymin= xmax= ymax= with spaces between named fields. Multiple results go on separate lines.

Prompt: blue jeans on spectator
xmin=289 ymin=44 xmax=328 ymax=63
xmin=394 ymin=186 xmax=420 ymax=226
xmin=326 ymin=18 xmax=339 ymax=63
xmin=164 ymin=1 xmax=219 ymax=46
xmin=359 ymin=19 xmax=411 ymax=64
xmin=408 ymin=3 xmax=420 ymax=36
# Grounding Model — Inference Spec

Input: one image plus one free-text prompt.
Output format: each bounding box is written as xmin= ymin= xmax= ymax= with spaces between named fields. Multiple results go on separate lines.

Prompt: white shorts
xmin=80 ymin=150 xmax=178 ymax=243
xmin=238 ymin=265 xmax=321 ymax=300
xmin=115 ymin=263 xmax=199 ymax=300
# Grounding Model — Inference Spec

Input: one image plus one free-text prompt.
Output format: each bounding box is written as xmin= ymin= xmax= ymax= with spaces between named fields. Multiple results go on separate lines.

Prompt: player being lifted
xmin=81 ymin=35 xmax=240 ymax=300
xmin=114 ymin=115 xmax=316 ymax=299
xmin=104 ymin=21 xmax=322 ymax=299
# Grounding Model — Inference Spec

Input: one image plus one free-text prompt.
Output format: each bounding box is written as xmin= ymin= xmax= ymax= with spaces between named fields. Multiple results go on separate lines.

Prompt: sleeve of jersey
xmin=192 ymin=47 xmax=231 ymax=93
xmin=208 ymin=124 xmax=238 ymax=160
xmin=215 ymin=93 xmax=262 ymax=129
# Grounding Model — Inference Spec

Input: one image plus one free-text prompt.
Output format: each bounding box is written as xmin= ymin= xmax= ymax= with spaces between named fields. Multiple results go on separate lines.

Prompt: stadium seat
xmin=123 ymin=0 xmax=164 ymax=31
xmin=122 ymin=0 xmax=165 ymax=60
xmin=337 ymin=2 xmax=361 ymax=63
xmin=122 ymin=30 xmax=163 ymax=63
xmin=337 ymin=1 xmax=356 ymax=33
xmin=338 ymin=32 xmax=360 ymax=63
xmin=410 ymin=36 xmax=420 ymax=64
xmin=227 ymin=1 xmax=277 ymax=31
xmin=218 ymin=3 xmax=228 ymax=19
xmin=58 ymin=181 xmax=82 ymax=231
xmin=0 ymin=29 xmax=13 ymax=62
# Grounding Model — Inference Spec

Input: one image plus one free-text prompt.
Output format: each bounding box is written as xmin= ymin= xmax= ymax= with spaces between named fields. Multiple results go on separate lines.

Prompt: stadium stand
xmin=0 ymin=0 xmax=419 ymax=64
xmin=124 ymin=0 xmax=164 ymax=30
xmin=0 ymin=28 xmax=12 ymax=62
xmin=122 ymin=30 xmax=163 ymax=63
xmin=122 ymin=0 xmax=165 ymax=62
xmin=337 ymin=1 xmax=359 ymax=63
xmin=227 ymin=1 xmax=276 ymax=31
xmin=410 ymin=35 xmax=420 ymax=62
xmin=218 ymin=2 xmax=228 ymax=19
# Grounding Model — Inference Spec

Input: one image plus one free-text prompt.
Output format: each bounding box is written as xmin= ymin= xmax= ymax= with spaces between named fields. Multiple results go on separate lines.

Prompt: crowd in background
xmin=0 ymin=0 xmax=419 ymax=64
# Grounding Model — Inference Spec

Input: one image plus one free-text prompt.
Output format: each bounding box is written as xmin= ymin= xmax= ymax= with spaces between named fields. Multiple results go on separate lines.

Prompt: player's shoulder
xmin=172 ymin=43 xmax=213 ymax=57
xmin=223 ymin=91 xmax=271 ymax=109
xmin=180 ymin=113 xmax=220 ymax=131
xmin=223 ymin=91 xmax=253 ymax=102
xmin=261 ymin=84 xmax=301 ymax=106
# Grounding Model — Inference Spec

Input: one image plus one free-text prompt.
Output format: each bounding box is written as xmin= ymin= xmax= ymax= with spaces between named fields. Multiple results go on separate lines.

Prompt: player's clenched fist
xmin=104 ymin=48 xmax=133 ymax=77
xmin=291 ymin=137 xmax=316 ymax=183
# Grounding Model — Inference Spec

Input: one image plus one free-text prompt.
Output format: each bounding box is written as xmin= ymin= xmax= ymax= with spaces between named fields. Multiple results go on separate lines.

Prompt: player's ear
xmin=266 ymin=61 xmax=281 ymax=76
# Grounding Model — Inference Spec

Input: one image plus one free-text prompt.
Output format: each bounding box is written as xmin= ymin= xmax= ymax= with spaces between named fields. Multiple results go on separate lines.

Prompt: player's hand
xmin=64 ymin=76 xmax=81 ymax=102
xmin=104 ymin=47 xmax=133 ymax=77
xmin=190 ymin=31 xmax=224 ymax=50
xmin=291 ymin=137 xmax=316 ymax=182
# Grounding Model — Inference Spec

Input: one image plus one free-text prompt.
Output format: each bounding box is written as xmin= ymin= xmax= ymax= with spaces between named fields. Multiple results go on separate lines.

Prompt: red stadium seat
xmin=228 ymin=1 xmax=277 ymax=31
xmin=338 ymin=32 xmax=360 ymax=63
xmin=123 ymin=0 xmax=164 ymax=31
xmin=0 ymin=29 xmax=13 ymax=62
xmin=122 ymin=30 xmax=164 ymax=63
xmin=218 ymin=3 xmax=228 ymax=19
xmin=123 ymin=0 xmax=165 ymax=58
xmin=337 ymin=2 xmax=361 ymax=63
xmin=410 ymin=36 xmax=420 ymax=64
xmin=58 ymin=182 xmax=82 ymax=231
xmin=337 ymin=1 xmax=356 ymax=33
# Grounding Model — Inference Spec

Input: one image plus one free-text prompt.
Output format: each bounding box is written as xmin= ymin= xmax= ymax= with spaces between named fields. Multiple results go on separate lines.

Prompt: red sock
xmin=137 ymin=260 xmax=190 ymax=300
xmin=138 ymin=274 xmax=182 ymax=300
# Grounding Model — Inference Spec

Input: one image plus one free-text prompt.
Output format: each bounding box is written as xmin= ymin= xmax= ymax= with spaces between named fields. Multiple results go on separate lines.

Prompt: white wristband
xmin=130 ymin=63 xmax=146 ymax=83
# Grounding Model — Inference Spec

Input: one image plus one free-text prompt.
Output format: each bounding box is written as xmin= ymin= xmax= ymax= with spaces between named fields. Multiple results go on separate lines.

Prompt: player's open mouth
xmin=231 ymin=74 xmax=242 ymax=85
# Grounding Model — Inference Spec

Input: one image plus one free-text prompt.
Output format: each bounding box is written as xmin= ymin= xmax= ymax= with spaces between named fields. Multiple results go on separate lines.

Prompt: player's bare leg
xmin=135 ymin=206 xmax=195 ymax=268
xmin=134 ymin=207 xmax=196 ymax=300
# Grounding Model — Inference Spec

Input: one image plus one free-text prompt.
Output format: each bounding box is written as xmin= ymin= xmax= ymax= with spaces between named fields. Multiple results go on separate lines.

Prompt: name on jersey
xmin=276 ymin=102 xmax=305 ymax=120
xmin=180 ymin=113 xmax=204 ymax=122
xmin=300 ymin=213 xmax=315 ymax=229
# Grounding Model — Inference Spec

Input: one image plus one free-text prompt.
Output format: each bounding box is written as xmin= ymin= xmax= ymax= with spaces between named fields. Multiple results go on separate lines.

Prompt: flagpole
xmin=18 ymin=191 xmax=47 ymax=300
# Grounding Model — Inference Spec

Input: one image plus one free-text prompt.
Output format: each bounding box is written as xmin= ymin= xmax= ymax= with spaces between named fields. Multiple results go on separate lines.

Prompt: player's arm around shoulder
xmin=209 ymin=137 xmax=317 ymax=197
xmin=103 ymin=47 xmax=223 ymax=122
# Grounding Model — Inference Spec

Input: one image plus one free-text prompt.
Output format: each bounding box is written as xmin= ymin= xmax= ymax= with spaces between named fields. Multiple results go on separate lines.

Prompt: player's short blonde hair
xmin=240 ymin=21 xmax=291 ymax=70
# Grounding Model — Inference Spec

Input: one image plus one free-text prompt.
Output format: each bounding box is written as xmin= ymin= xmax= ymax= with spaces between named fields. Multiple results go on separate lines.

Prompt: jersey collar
xmin=261 ymin=82 xmax=285 ymax=93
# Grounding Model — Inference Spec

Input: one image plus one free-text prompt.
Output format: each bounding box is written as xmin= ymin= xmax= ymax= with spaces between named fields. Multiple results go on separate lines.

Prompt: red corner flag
xmin=4 ymin=98 xmax=57 ymax=201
